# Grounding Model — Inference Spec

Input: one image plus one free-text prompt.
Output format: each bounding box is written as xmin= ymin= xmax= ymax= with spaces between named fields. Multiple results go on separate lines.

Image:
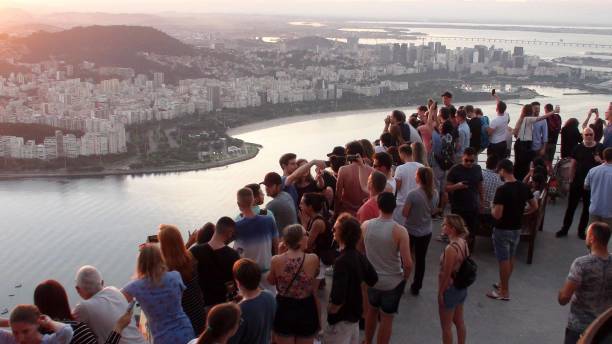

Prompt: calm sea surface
xmin=0 ymin=87 xmax=610 ymax=310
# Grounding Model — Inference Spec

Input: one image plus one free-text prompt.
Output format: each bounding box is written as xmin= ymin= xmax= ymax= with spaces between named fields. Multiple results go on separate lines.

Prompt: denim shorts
xmin=443 ymin=285 xmax=467 ymax=310
xmin=367 ymin=280 xmax=406 ymax=314
xmin=492 ymin=228 xmax=521 ymax=261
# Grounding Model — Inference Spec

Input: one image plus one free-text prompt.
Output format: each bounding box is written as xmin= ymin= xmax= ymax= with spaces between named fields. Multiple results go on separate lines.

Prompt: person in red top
xmin=357 ymin=171 xmax=388 ymax=223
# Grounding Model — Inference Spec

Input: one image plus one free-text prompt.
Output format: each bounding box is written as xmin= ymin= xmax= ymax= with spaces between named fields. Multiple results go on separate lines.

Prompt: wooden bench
xmin=472 ymin=187 xmax=548 ymax=264
xmin=520 ymin=188 xmax=547 ymax=264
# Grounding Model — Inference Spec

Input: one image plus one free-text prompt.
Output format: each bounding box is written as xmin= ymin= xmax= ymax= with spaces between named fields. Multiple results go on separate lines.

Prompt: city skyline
xmin=1 ymin=0 xmax=612 ymax=26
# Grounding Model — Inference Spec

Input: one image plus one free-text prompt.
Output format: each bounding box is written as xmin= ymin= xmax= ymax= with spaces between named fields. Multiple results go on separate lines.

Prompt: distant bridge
xmin=422 ymin=36 xmax=612 ymax=49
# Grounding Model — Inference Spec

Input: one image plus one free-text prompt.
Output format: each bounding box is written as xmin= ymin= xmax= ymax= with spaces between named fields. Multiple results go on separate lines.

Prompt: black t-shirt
xmin=468 ymin=117 xmax=482 ymax=150
xmin=328 ymin=248 xmax=378 ymax=325
xmin=571 ymin=143 xmax=603 ymax=182
xmin=590 ymin=118 xmax=605 ymax=143
xmin=493 ymin=181 xmax=534 ymax=230
xmin=546 ymin=113 xmax=562 ymax=144
xmin=190 ymin=243 xmax=240 ymax=307
xmin=447 ymin=164 xmax=483 ymax=212
xmin=561 ymin=126 xmax=582 ymax=159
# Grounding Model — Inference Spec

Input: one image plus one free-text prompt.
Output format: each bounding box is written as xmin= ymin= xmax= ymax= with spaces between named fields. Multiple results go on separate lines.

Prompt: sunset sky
xmin=1 ymin=0 xmax=611 ymax=25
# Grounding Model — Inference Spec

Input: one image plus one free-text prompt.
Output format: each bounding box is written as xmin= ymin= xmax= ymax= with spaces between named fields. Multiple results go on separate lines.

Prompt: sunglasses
xmin=584 ymin=133 xmax=594 ymax=136
xmin=464 ymin=159 xmax=475 ymax=163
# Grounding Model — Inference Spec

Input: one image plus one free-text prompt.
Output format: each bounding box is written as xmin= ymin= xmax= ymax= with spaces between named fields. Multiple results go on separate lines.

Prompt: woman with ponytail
xmin=402 ymin=167 xmax=438 ymax=296
xmin=189 ymin=303 xmax=241 ymax=344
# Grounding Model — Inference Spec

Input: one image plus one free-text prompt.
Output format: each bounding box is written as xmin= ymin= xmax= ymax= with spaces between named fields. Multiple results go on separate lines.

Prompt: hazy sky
xmin=3 ymin=0 xmax=612 ymax=25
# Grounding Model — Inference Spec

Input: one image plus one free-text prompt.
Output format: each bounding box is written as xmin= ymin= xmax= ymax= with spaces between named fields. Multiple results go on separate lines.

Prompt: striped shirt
xmin=64 ymin=321 xmax=98 ymax=344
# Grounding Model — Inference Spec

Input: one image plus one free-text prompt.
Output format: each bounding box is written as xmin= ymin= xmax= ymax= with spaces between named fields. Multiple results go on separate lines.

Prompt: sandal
xmin=492 ymin=283 xmax=500 ymax=290
xmin=486 ymin=290 xmax=510 ymax=301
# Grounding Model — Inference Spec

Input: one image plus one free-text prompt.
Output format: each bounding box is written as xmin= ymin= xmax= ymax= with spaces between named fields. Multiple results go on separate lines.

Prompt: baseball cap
xmin=441 ymin=91 xmax=453 ymax=98
xmin=327 ymin=146 xmax=346 ymax=157
xmin=261 ymin=172 xmax=282 ymax=186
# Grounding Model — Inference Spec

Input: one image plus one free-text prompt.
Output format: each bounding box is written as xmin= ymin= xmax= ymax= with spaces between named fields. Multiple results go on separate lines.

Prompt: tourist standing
xmin=73 ymin=266 xmax=146 ymax=344
xmin=9 ymin=305 xmax=74 ymax=344
xmin=357 ymin=171 xmax=387 ymax=223
xmin=603 ymin=105 xmax=612 ymax=148
xmin=487 ymin=160 xmax=538 ymax=301
xmin=487 ymin=100 xmax=509 ymax=160
xmin=33 ymin=280 xmax=97 ymax=344
xmin=445 ymin=147 xmax=484 ymax=246
xmin=584 ymin=147 xmax=612 ymax=229
xmin=300 ymin=192 xmax=335 ymax=285
xmin=262 ymin=172 xmax=298 ymax=231
xmin=393 ymin=144 xmax=424 ymax=226
xmin=455 ymin=109 xmax=471 ymax=162
xmin=335 ymin=141 xmax=374 ymax=216
xmin=190 ymin=303 xmax=241 ymax=344
xmin=513 ymin=104 xmax=538 ymax=184
xmin=267 ymin=225 xmax=320 ymax=344
xmin=239 ymin=183 xmax=276 ymax=221
xmin=481 ymin=155 xmax=503 ymax=227
xmin=122 ymin=244 xmax=194 ymax=344
xmin=278 ymin=153 xmax=300 ymax=208
xmin=158 ymin=225 xmax=205 ymax=335
xmin=384 ymin=110 xmax=422 ymax=144
xmin=557 ymin=128 xmax=603 ymax=239
xmin=466 ymin=105 xmax=482 ymax=152
xmin=362 ymin=192 xmax=412 ymax=344
xmin=403 ymin=167 xmax=438 ymax=295
xmin=324 ymin=214 xmax=378 ymax=344
xmin=582 ymin=108 xmax=606 ymax=143
xmin=558 ymin=222 xmax=612 ymax=344
xmin=561 ymin=118 xmax=583 ymax=159
xmin=234 ymin=188 xmax=279 ymax=292
xmin=372 ymin=151 xmax=396 ymax=193
xmin=411 ymin=142 xmax=429 ymax=167
xmin=228 ymin=259 xmax=276 ymax=344
xmin=438 ymin=214 xmax=470 ymax=344
xmin=190 ymin=217 xmax=240 ymax=309
xmin=541 ymin=104 xmax=562 ymax=164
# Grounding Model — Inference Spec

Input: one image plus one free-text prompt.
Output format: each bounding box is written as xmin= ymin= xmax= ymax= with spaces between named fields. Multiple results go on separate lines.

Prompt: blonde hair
xmin=444 ymin=214 xmax=469 ymax=237
xmin=136 ymin=244 xmax=167 ymax=286
xmin=158 ymin=224 xmax=194 ymax=282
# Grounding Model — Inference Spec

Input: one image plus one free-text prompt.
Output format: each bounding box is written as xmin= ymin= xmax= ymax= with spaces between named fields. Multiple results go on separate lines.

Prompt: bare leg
xmin=365 ymin=305 xmax=379 ymax=344
xmin=499 ymin=260 xmax=512 ymax=297
xmin=453 ymin=304 xmax=466 ymax=344
xmin=439 ymin=304 xmax=455 ymax=344
xmin=377 ymin=312 xmax=394 ymax=344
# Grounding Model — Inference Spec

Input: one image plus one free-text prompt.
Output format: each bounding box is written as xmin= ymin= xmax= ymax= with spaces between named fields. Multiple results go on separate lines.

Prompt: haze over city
xmin=1 ymin=0 xmax=612 ymax=25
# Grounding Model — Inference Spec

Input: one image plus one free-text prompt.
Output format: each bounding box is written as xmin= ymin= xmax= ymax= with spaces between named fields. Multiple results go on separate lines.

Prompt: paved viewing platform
xmin=317 ymin=196 xmax=589 ymax=343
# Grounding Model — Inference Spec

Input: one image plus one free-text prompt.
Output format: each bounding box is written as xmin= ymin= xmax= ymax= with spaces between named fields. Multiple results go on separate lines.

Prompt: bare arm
xmin=582 ymin=111 xmax=592 ymax=129
xmin=438 ymin=246 xmax=457 ymax=304
xmin=513 ymin=111 xmax=526 ymax=138
xmin=358 ymin=222 xmax=367 ymax=254
xmin=491 ymin=204 xmax=503 ymax=220
xmin=286 ymin=159 xmax=326 ymax=185
xmin=394 ymin=225 xmax=413 ymax=279
xmin=558 ymin=280 xmax=577 ymax=306
xmin=402 ymin=202 xmax=412 ymax=219
xmin=525 ymin=197 xmax=539 ymax=215
xmin=267 ymin=258 xmax=277 ymax=285
xmin=271 ymin=237 xmax=279 ymax=255
xmin=334 ymin=169 xmax=345 ymax=214
xmin=306 ymin=219 xmax=325 ymax=253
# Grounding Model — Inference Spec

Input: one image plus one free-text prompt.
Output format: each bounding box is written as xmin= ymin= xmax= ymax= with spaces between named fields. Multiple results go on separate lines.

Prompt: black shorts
xmin=274 ymin=294 xmax=319 ymax=337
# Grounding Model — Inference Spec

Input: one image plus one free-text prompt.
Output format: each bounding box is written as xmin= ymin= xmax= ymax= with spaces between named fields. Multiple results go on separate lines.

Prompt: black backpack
xmin=435 ymin=132 xmax=456 ymax=171
xmin=451 ymin=242 xmax=477 ymax=289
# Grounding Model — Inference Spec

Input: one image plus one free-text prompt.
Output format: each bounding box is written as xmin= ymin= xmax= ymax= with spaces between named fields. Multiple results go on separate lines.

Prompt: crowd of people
xmin=1 ymin=92 xmax=611 ymax=344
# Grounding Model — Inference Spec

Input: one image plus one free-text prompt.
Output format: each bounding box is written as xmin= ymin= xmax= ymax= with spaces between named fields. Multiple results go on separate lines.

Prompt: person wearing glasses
xmin=445 ymin=147 xmax=484 ymax=247
xmin=556 ymin=127 xmax=603 ymax=239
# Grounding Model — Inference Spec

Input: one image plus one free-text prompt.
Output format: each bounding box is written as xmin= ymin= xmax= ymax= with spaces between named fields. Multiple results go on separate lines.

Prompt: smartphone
xmin=127 ymin=300 xmax=136 ymax=312
xmin=147 ymin=235 xmax=159 ymax=243
xmin=492 ymin=89 xmax=496 ymax=96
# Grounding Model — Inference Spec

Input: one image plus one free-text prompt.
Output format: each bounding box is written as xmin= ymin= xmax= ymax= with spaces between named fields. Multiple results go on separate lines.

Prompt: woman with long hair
xmin=122 ymin=244 xmax=194 ymax=344
xmin=267 ymin=225 xmax=320 ymax=344
xmin=403 ymin=167 xmax=438 ymax=295
xmin=159 ymin=224 xmax=206 ymax=335
xmin=438 ymin=214 xmax=470 ymax=344
xmin=359 ymin=139 xmax=376 ymax=165
xmin=411 ymin=141 xmax=429 ymax=167
xmin=33 ymin=280 xmax=98 ymax=344
xmin=560 ymin=117 xmax=583 ymax=159
xmin=190 ymin=303 xmax=241 ymax=344
xmin=300 ymin=193 xmax=334 ymax=286
xmin=294 ymin=159 xmax=324 ymax=203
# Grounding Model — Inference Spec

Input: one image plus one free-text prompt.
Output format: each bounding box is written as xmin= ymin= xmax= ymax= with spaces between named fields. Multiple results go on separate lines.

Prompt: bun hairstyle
xmin=444 ymin=214 xmax=469 ymax=237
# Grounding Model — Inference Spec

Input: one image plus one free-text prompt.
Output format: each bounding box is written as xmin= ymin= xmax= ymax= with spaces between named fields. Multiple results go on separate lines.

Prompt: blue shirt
xmin=281 ymin=176 xmax=300 ymax=209
xmin=122 ymin=271 xmax=194 ymax=344
xmin=603 ymin=123 xmax=612 ymax=149
xmin=531 ymin=119 xmax=548 ymax=151
xmin=228 ymin=291 xmax=277 ymax=344
xmin=456 ymin=121 xmax=470 ymax=157
xmin=585 ymin=163 xmax=612 ymax=218
xmin=235 ymin=215 xmax=278 ymax=271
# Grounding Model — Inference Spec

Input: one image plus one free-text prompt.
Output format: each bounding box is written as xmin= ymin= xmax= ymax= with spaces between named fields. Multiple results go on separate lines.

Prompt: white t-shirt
xmin=394 ymin=161 xmax=424 ymax=204
xmin=489 ymin=112 xmax=510 ymax=144
xmin=74 ymin=287 xmax=147 ymax=344
xmin=386 ymin=177 xmax=397 ymax=194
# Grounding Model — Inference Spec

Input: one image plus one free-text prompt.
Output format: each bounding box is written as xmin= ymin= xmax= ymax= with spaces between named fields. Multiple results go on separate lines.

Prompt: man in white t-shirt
xmin=487 ymin=100 xmax=510 ymax=161
xmin=73 ymin=266 xmax=146 ymax=344
xmin=393 ymin=144 xmax=423 ymax=225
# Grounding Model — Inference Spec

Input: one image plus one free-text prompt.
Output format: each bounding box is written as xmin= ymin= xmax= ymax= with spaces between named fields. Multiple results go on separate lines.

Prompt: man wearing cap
xmin=262 ymin=172 xmax=298 ymax=232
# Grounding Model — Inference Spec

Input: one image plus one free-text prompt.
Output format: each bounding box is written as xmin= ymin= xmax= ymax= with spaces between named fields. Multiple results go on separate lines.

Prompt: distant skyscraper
xmin=513 ymin=46 xmax=524 ymax=57
xmin=55 ymin=130 xmax=64 ymax=158
xmin=207 ymin=86 xmax=221 ymax=111
xmin=347 ymin=37 xmax=359 ymax=51
xmin=153 ymin=72 xmax=164 ymax=88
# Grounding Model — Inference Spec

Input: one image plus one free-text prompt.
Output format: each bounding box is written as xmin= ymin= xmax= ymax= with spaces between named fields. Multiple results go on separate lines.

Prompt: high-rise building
xmin=43 ymin=137 xmax=58 ymax=160
xmin=153 ymin=72 xmax=164 ymax=88
xmin=55 ymin=130 xmax=64 ymax=158
xmin=207 ymin=86 xmax=221 ymax=111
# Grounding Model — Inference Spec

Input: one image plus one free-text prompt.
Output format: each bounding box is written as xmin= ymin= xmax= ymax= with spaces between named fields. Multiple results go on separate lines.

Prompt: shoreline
xmin=0 ymin=149 xmax=260 ymax=180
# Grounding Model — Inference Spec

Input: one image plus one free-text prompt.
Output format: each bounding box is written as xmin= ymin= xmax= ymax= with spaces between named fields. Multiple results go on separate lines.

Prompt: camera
xmin=147 ymin=235 xmax=159 ymax=243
